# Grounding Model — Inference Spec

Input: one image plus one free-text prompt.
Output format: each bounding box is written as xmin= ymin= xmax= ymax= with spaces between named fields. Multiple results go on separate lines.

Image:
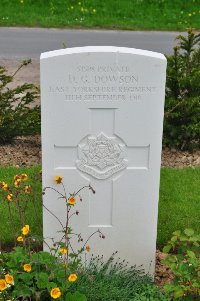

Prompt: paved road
xmin=0 ymin=27 xmax=182 ymax=59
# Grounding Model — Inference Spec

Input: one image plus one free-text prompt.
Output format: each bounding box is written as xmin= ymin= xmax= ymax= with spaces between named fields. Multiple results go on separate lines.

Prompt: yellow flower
xmin=7 ymin=194 xmax=13 ymax=202
xmin=21 ymin=174 xmax=28 ymax=181
xmin=92 ymin=8 xmax=96 ymax=13
xmin=68 ymin=274 xmax=77 ymax=282
xmin=24 ymin=185 xmax=31 ymax=194
xmin=67 ymin=196 xmax=76 ymax=205
xmin=59 ymin=247 xmax=68 ymax=254
xmin=2 ymin=182 xmax=9 ymax=190
xmin=85 ymin=245 xmax=91 ymax=252
xmin=50 ymin=287 xmax=61 ymax=299
xmin=14 ymin=179 xmax=21 ymax=188
xmin=17 ymin=236 xmax=24 ymax=242
xmin=5 ymin=274 xmax=14 ymax=285
xmin=188 ymin=13 xmax=192 ymax=17
xmin=14 ymin=174 xmax=21 ymax=181
xmin=54 ymin=176 xmax=63 ymax=184
xmin=21 ymin=225 xmax=29 ymax=235
xmin=80 ymin=7 xmax=84 ymax=12
xmin=23 ymin=264 xmax=31 ymax=272
xmin=0 ymin=279 xmax=7 ymax=291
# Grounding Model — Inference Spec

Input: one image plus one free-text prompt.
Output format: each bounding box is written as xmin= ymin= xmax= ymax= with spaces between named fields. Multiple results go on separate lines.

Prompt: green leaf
xmin=36 ymin=272 xmax=49 ymax=289
xmin=171 ymin=236 xmax=178 ymax=242
xmin=172 ymin=230 xmax=181 ymax=236
xmin=163 ymin=283 xmax=175 ymax=293
xmin=65 ymin=292 xmax=87 ymax=301
xmin=180 ymin=235 xmax=188 ymax=242
xmin=187 ymin=250 xmax=196 ymax=259
xmin=163 ymin=245 xmax=171 ymax=253
xmin=65 ymin=292 xmax=74 ymax=301
xmin=47 ymin=282 xmax=58 ymax=290
xmin=184 ymin=228 xmax=194 ymax=237
xmin=167 ymin=255 xmax=177 ymax=263
xmin=173 ymin=288 xmax=184 ymax=298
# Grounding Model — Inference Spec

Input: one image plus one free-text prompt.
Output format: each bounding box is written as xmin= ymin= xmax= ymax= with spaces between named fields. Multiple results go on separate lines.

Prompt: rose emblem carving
xmin=77 ymin=132 xmax=127 ymax=179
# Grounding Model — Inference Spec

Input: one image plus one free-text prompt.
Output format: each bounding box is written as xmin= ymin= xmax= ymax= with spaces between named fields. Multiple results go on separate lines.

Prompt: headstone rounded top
xmin=40 ymin=46 xmax=166 ymax=61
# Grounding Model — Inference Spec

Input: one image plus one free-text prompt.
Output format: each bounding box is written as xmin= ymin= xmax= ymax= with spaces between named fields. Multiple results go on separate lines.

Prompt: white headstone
xmin=41 ymin=46 xmax=166 ymax=275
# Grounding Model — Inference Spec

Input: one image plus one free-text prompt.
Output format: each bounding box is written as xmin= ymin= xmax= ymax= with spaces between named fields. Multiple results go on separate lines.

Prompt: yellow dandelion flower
xmin=5 ymin=274 xmax=14 ymax=285
xmin=23 ymin=264 xmax=31 ymax=272
xmin=59 ymin=247 xmax=68 ymax=254
xmin=7 ymin=194 xmax=13 ymax=202
xmin=68 ymin=274 xmax=77 ymax=282
xmin=188 ymin=13 xmax=192 ymax=17
xmin=2 ymin=183 xmax=9 ymax=190
xmin=21 ymin=225 xmax=29 ymax=235
xmin=54 ymin=176 xmax=63 ymax=184
xmin=85 ymin=245 xmax=91 ymax=252
xmin=14 ymin=179 xmax=21 ymax=188
xmin=17 ymin=236 xmax=24 ymax=242
xmin=0 ymin=279 xmax=7 ymax=291
xmin=24 ymin=185 xmax=31 ymax=194
xmin=21 ymin=174 xmax=28 ymax=181
xmin=92 ymin=8 xmax=96 ymax=13
xmin=67 ymin=196 xmax=76 ymax=205
xmin=50 ymin=287 xmax=61 ymax=299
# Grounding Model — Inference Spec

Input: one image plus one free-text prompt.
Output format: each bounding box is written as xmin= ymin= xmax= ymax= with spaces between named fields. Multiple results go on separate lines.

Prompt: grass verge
xmin=0 ymin=0 xmax=199 ymax=30
xmin=0 ymin=165 xmax=42 ymax=249
xmin=158 ymin=167 xmax=200 ymax=246
xmin=0 ymin=166 xmax=200 ymax=249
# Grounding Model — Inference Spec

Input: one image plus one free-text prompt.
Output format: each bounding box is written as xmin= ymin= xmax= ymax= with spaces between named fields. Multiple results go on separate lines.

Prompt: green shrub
xmin=164 ymin=29 xmax=200 ymax=150
xmin=133 ymin=284 xmax=171 ymax=301
xmin=0 ymin=60 xmax=40 ymax=144
xmin=162 ymin=229 xmax=200 ymax=299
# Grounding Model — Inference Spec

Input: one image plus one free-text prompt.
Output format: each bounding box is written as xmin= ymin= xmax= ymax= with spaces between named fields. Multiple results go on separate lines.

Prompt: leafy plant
xmin=0 ymin=174 xmax=104 ymax=300
xmin=162 ymin=228 xmax=200 ymax=299
xmin=0 ymin=60 xmax=40 ymax=144
xmin=163 ymin=29 xmax=200 ymax=150
xmin=133 ymin=284 xmax=171 ymax=301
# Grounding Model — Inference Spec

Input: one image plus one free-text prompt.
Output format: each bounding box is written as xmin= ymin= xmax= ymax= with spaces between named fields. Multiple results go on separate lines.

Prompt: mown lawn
xmin=0 ymin=0 xmax=199 ymax=30
xmin=0 ymin=166 xmax=200 ymax=249
xmin=157 ymin=167 xmax=200 ymax=246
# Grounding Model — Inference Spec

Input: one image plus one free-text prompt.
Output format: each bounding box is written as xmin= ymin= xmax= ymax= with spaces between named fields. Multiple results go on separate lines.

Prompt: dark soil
xmin=0 ymin=135 xmax=199 ymax=168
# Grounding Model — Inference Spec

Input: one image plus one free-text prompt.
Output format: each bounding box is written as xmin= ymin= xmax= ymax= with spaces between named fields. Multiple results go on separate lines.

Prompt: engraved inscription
xmin=48 ymin=64 xmax=157 ymax=102
xmin=77 ymin=132 xmax=127 ymax=179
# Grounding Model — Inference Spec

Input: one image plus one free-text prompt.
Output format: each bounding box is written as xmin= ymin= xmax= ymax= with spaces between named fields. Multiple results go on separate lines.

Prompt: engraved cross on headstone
xmin=54 ymin=108 xmax=149 ymax=227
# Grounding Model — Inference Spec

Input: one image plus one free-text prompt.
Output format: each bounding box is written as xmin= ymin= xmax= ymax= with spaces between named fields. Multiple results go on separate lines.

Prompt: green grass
xmin=158 ymin=167 xmax=200 ymax=247
xmin=0 ymin=0 xmax=199 ymax=30
xmin=71 ymin=254 xmax=170 ymax=301
xmin=0 ymin=166 xmax=200 ymax=249
xmin=0 ymin=165 xmax=42 ymax=249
